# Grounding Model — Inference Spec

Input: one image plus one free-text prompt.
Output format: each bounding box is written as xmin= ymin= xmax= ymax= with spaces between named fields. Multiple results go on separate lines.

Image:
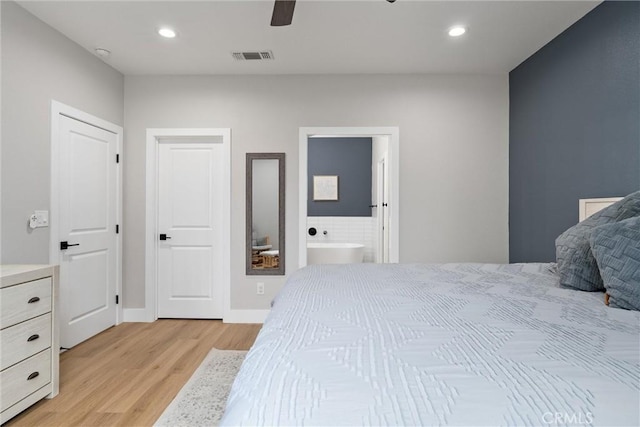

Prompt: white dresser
xmin=0 ymin=265 xmax=59 ymax=424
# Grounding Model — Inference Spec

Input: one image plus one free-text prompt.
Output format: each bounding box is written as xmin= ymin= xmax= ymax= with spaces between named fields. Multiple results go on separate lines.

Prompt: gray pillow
xmin=590 ymin=216 xmax=640 ymax=311
xmin=555 ymin=191 xmax=640 ymax=291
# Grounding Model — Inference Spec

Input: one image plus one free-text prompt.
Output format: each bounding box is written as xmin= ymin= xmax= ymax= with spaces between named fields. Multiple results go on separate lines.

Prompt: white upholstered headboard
xmin=579 ymin=197 xmax=623 ymax=222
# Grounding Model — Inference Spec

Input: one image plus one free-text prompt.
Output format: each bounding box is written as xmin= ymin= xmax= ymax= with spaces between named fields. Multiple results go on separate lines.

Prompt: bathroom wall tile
xmin=307 ymin=216 xmax=378 ymax=263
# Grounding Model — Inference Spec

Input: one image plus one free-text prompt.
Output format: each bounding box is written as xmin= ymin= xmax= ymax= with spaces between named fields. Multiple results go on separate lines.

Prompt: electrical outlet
xmin=257 ymin=282 xmax=265 ymax=295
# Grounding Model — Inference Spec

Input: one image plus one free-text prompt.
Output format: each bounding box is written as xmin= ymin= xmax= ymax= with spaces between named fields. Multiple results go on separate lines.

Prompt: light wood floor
xmin=6 ymin=320 xmax=262 ymax=427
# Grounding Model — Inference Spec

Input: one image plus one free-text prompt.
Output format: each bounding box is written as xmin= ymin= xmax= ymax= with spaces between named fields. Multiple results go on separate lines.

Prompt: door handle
xmin=60 ymin=241 xmax=80 ymax=250
xmin=27 ymin=334 xmax=40 ymax=342
xmin=159 ymin=234 xmax=172 ymax=241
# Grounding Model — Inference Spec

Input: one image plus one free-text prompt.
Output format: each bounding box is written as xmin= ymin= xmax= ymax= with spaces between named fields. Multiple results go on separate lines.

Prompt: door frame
xmin=145 ymin=128 xmax=231 ymax=322
xmin=49 ymin=100 xmax=124 ymax=325
xmin=376 ymin=153 xmax=388 ymax=263
xmin=298 ymin=127 xmax=400 ymax=267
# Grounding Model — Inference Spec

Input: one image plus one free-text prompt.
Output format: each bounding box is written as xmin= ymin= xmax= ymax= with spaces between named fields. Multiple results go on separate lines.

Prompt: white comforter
xmin=221 ymin=263 xmax=640 ymax=426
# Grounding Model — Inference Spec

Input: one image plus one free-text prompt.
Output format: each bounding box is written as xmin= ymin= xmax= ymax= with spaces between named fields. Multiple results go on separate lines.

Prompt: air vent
xmin=232 ymin=51 xmax=274 ymax=61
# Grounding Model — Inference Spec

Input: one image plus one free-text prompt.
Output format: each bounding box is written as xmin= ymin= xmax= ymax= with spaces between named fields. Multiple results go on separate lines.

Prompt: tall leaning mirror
xmin=246 ymin=153 xmax=285 ymax=275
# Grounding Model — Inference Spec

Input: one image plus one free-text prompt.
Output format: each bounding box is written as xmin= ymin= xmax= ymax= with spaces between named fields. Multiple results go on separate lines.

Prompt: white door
xmin=157 ymin=141 xmax=224 ymax=318
xmin=58 ymin=115 xmax=118 ymax=348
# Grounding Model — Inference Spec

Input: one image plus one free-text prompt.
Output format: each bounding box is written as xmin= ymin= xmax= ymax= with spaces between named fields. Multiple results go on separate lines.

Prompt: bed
xmin=221 ymin=262 xmax=640 ymax=426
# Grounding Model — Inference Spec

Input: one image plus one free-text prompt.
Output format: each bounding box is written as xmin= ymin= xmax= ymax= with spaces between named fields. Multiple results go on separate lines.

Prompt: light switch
xmin=29 ymin=210 xmax=49 ymax=229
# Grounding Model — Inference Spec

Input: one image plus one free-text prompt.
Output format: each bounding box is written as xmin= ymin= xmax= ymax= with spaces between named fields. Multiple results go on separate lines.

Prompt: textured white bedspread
xmin=222 ymin=263 xmax=640 ymax=426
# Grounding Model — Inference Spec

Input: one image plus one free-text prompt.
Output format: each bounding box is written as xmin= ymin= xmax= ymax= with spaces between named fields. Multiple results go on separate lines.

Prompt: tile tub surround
xmin=307 ymin=217 xmax=376 ymax=262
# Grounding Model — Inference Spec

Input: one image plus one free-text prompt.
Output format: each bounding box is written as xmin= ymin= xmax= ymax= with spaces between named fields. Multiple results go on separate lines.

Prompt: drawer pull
xmin=27 ymin=372 xmax=40 ymax=380
xmin=27 ymin=334 xmax=40 ymax=342
xmin=28 ymin=296 xmax=41 ymax=304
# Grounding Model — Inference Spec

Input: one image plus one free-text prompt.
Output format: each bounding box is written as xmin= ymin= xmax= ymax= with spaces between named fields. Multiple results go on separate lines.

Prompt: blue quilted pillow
xmin=555 ymin=191 xmax=640 ymax=291
xmin=590 ymin=217 xmax=640 ymax=311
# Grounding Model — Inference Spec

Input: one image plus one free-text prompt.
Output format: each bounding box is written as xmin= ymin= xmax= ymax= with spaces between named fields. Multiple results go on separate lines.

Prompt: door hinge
xmin=116 ymin=295 xmax=119 ymax=305
xmin=116 ymin=154 xmax=120 ymax=163
xmin=116 ymin=224 xmax=119 ymax=234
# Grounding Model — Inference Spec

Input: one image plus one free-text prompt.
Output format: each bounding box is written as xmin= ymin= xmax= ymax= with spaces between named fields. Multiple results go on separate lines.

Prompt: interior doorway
xmin=145 ymin=129 xmax=231 ymax=322
xmin=298 ymin=127 xmax=400 ymax=268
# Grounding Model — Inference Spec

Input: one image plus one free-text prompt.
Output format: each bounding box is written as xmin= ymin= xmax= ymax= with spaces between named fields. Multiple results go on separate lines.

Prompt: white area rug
xmin=154 ymin=348 xmax=247 ymax=427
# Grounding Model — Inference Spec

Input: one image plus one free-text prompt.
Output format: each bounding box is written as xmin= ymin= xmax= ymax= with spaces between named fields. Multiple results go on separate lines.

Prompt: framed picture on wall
xmin=313 ymin=175 xmax=339 ymax=201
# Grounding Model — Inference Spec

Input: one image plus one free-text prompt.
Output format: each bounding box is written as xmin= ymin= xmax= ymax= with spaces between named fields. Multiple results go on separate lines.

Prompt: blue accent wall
xmin=308 ymin=137 xmax=372 ymax=216
xmin=509 ymin=1 xmax=640 ymax=262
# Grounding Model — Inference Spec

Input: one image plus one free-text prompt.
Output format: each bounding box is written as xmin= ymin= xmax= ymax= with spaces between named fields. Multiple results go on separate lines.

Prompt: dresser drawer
xmin=0 ymin=277 xmax=52 ymax=329
xmin=0 ymin=314 xmax=52 ymax=370
xmin=0 ymin=350 xmax=51 ymax=412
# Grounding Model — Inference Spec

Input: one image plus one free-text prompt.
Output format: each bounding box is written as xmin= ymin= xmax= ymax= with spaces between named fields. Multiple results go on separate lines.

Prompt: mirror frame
xmin=246 ymin=153 xmax=285 ymax=275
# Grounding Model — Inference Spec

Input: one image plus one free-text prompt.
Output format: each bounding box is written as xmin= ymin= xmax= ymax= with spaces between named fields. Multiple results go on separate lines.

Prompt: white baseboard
xmin=123 ymin=308 xmax=154 ymax=322
xmin=223 ymin=309 xmax=270 ymax=324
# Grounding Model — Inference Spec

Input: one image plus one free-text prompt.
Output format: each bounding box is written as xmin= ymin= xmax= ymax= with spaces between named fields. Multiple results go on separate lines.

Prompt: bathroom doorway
xmin=298 ymin=127 xmax=399 ymax=268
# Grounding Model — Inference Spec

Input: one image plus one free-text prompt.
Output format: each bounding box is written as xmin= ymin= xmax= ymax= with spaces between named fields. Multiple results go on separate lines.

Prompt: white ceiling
xmin=18 ymin=0 xmax=600 ymax=76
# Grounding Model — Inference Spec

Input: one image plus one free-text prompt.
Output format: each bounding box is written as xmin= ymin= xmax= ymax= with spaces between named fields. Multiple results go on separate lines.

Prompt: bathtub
xmin=307 ymin=242 xmax=365 ymax=265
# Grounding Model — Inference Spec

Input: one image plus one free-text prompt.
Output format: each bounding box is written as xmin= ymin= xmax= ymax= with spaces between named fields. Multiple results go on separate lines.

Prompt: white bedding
xmin=221 ymin=263 xmax=640 ymax=426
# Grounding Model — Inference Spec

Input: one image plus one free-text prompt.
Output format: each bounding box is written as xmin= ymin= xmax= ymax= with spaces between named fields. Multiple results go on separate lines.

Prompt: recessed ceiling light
xmin=448 ymin=26 xmax=466 ymax=37
xmin=94 ymin=48 xmax=111 ymax=58
xmin=158 ymin=27 xmax=176 ymax=38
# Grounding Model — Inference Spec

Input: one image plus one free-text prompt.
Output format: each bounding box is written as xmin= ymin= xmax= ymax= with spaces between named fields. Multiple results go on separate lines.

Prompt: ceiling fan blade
xmin=271 ymin=0 xmax=296 ymax=26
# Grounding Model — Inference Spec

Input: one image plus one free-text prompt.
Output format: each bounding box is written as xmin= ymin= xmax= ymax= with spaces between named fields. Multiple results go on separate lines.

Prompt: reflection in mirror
xmin=246 ymin=153 xmax=285 ymax=275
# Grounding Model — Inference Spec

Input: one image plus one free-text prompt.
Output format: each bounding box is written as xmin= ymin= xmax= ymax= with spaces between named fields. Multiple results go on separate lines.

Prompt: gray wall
xmin=1 ymin=1 xmax=124 ymax=264
xmin=1 ymin=2 xmax=509 ymax=313
xmin=308 ymin=137 xmax=372 ymax=217
xmin=509 ymin=1 xmax=640 ymax=263
xmin=125 ymin=74 xmax=509 ymax=310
